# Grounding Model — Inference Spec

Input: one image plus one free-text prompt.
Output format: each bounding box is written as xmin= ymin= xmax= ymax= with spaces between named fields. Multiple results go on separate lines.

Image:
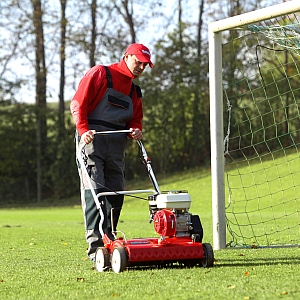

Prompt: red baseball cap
xmin=125 ymin=43 xmax=154 ymax=68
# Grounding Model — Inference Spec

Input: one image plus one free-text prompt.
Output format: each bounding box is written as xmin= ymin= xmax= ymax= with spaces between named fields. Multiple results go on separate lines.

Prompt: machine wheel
xmin=95 ymin=247 xmax=110 ymax=272
xmin=111 ymin=247 xmax=127 ymax=273
xmin=201 ymin=243 xmax=214 ymax=268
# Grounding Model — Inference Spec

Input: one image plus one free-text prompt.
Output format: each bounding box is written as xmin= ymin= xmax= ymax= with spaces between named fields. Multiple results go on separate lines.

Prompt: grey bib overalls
xmin=77 ymin=66 xmax=135 ymax=260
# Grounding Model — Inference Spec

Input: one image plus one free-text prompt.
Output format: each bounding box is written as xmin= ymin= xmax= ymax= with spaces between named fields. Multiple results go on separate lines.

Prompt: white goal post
xmin=209 ymin=0 xmax=300 ymax=250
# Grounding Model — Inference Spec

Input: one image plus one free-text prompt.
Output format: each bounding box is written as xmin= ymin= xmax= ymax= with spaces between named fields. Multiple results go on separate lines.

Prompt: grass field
xmin=1 ymin=168 xmax=300 ymax=299
xmin=225 ymin=150 xmax=300 ymax=247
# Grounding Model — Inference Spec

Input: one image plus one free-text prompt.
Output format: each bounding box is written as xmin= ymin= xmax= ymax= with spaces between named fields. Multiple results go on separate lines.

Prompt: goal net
xmin=209 ymin=1 xmax=300 ymax=249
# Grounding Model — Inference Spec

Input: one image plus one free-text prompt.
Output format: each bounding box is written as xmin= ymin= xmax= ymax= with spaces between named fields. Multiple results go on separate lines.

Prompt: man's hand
xmin=130 ymin=128 xmax=142 ymax=140
xmin=81 ymin=130 xmax=96 ymax=144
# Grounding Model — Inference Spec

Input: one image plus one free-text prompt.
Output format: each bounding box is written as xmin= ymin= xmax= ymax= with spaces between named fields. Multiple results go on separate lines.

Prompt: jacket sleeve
xmin=70 ymin=66 xmax=106 ymax=136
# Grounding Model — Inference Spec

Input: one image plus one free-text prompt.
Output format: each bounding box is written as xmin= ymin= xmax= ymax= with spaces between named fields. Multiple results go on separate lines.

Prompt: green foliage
xmin=0 ymin=105 xmax=37 ymax=203
xmin=0 ymin=22 xmax=213 ymax=204
xmin=0 ymin=104 xmax=79 ymax=204
xmin=45 ymin=110 xmax=79 ymax=199
xmin=2 ymin=12 xmax=299 ymax=205
xmin=136 ymin=27 xmax=210 ymax=175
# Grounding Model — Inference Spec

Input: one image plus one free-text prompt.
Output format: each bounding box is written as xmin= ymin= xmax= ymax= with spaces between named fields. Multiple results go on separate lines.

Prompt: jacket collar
xmin=114 ymin=59 xmax=136 ymax=79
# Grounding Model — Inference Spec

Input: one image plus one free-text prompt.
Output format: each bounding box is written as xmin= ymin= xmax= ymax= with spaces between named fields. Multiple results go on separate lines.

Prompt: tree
xmin=31 ymin=0 xmax=47 ymax=202
xmin=189 ymin=0 xmax=210 ymax=166
xmin=0 ymin=1 xmax=26 ymax=104
xmin=58 ymin=0 xmax=67 ymax=139
xmin=112 ymin=0 xmax=136 ymax=43
xmin=90 ymin=0 xmax=97 ymax=67
xmin=0 ymin=105 xmax=37 ymax=204
xmin=0 ymin=0 xmax=288 ymax=203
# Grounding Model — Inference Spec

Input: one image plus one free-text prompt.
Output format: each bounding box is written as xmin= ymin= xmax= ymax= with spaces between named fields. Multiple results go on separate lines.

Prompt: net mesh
xmin=223 ymin=12 xmax=300 ymax=247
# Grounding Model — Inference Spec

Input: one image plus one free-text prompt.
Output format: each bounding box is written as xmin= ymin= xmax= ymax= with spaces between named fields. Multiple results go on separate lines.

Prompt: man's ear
xmin=124 ymin=53 xmax=129 ymax=61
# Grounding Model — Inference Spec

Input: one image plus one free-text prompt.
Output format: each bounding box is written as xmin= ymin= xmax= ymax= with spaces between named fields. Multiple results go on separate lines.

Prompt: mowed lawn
xmin=1 ymin=166 xmax=300 ymax=299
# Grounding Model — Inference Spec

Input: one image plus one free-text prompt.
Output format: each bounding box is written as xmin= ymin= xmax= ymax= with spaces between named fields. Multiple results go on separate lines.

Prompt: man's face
xmin=124 ymin=54 xmax=148 ymax=77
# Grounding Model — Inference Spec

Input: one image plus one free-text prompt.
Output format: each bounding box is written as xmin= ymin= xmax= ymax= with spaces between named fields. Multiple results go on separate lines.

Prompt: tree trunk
xmin=59 ymin=0 xmax=67 ymax=139
xmin=113 ymin=0 xmax=136 ymax=43
xmin=32 ymin=0 xmax=47 ymax=202
xmin=191 ymin=0 xmax=206 ymax=166
xmin=177 ymin=0 xmax=187 ymax=160
xmin=90 ymin=0 xmax=97 ymax=68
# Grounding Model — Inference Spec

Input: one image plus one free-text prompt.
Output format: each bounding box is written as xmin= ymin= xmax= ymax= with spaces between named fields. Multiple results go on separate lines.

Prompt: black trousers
xmin=77 ymin=129 xmax=127 ymax=259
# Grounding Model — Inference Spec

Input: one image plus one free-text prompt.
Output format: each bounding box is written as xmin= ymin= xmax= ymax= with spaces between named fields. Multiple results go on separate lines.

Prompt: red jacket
xmin=70 ymin=59 xmax=143 ymax=136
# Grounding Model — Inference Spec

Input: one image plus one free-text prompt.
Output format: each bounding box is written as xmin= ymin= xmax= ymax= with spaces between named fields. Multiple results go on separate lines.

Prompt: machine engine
xmin=149 ymin=191 xmax=203 ymax=241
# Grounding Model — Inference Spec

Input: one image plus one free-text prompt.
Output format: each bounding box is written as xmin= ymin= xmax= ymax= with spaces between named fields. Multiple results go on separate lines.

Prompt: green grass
xmin=1 ymin=169 xmax=300 ymax=299
xmin=225 ymin=150 xmax=300 ymax=246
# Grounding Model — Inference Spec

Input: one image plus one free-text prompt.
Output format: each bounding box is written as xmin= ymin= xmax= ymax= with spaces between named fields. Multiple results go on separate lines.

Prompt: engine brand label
xmin=128 ymin=241 xmax=150 ymax=244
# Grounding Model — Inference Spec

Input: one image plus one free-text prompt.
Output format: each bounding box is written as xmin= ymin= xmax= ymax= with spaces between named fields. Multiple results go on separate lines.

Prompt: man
xmin=70 ymin=43 xmax=154 ymax=262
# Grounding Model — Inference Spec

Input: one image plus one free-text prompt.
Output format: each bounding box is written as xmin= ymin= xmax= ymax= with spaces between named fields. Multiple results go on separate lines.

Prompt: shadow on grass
xmin=123 ymin=254 xmax=300 ymax=272
xmin=215 ymin=254 xmax=300 ymax=268
xmin=116 ymin=263 xmax=208 ymax=272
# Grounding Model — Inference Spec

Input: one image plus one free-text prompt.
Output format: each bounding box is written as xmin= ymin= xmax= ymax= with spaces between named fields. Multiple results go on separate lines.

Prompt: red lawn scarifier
xmin=77 ymin=130 xmax=214 ymax=273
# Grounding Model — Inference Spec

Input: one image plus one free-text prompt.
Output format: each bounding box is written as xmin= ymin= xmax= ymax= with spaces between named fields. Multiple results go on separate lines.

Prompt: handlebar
xmin=77 ymin=130 xmax=161 ymax=194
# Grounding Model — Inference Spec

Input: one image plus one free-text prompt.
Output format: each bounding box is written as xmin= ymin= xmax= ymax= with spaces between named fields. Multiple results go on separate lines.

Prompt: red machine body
xmin=153 ymin=209 xmax=177 ymax=237
xmin=98 ymin=204 xmax=213 ymax=272
xmin=77 ymin=134 xmax=214 ymax=273
xmin=105 ymin=235 xmax=205 ymax=265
